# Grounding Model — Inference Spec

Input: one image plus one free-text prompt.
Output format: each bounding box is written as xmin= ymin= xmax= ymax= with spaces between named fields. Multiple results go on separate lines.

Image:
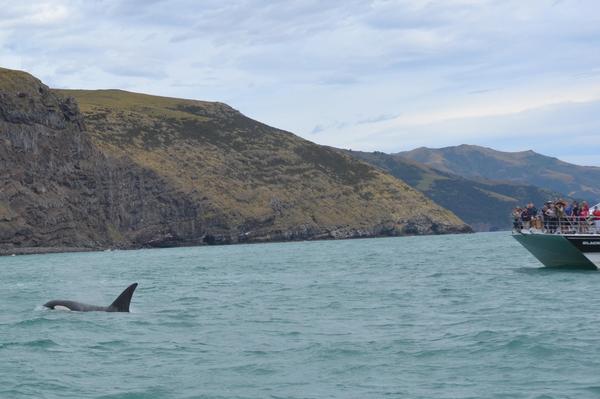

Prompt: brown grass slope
xmin=56 ymin=87 xmax=470 ymax=244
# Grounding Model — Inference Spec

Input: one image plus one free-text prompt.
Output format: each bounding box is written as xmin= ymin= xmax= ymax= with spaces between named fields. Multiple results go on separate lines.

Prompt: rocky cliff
xmin=0 ymin=68 xmax=470 ymax=254
xmin=0 ymin=68 xmax=206 ymax=252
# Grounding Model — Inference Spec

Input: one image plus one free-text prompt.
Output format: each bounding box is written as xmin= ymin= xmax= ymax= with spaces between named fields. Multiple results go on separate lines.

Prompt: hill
xmin=399 ymin=145 xmax=600 ymax=202
xmin=346 ymin=150 xmax=558 ymax=231
xmin=0 ymin=67 xmax=470 ymax=253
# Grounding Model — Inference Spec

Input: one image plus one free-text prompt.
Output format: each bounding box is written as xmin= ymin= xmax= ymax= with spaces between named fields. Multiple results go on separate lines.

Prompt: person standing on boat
xmin=580 ymin=202 xmax=590 ymax=233
xmin=571 ymin=201 xmax=580 ymax=219
xmin=525 ymin=203 xmax=538 ymax=230
xmin=521 ymin=207 xmax=531 ymax=229
xmin=555 ymin=200 xmax=567 ymax=232
xmin=570 ymin=201 xmax=580 ymax=233
xmin=526 ymin=203 xmax=537 ymax=219
xmin=565 ymin=202 xmax=573 ymax=218
xmin=581 ymin=202 xmax=590 ymax=217
xmin=593 ymin=206 xmax=600 ymax=233
xmin=541 ymin=202 xmax=551 ymax=231
xmin=544 ymin=203 xmax=557 ymax=233
xmin=512 ymin=207 xmax=523 ymax=231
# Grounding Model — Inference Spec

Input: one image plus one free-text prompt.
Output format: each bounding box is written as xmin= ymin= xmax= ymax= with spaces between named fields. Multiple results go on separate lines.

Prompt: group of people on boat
xmin=512 ymin=199 xmax=600 ymax=233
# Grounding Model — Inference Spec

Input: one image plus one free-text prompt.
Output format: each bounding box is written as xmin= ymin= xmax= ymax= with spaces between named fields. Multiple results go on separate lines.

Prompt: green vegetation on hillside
xmin=347 ymin=150 xmax=558 ymax=231
xmin=400 ymin=145 xmax=600 ymax=202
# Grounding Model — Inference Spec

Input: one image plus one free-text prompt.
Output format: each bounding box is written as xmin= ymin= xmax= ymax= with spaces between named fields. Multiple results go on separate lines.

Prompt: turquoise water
xmin=2 ymin=232 xmax=600 ymax=398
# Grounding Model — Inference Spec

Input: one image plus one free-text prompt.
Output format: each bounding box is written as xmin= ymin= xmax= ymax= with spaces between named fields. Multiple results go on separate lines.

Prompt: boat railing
xmin=512 ymin=215 xmax=600 ymax=235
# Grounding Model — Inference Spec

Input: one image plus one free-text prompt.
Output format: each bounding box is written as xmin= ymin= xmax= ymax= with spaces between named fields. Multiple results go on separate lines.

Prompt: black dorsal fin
xmin=109 ymin=283 xmax=138 ymax=312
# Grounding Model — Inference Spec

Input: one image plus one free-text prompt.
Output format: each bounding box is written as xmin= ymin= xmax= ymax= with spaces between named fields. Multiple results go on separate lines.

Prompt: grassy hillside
xmin=399 ymin=145 xmax=600 ymax=202
xmin=56 ymin=88 xmax=470 ymax=242
xmin=347 ymin=150 xmax=559 ymax=231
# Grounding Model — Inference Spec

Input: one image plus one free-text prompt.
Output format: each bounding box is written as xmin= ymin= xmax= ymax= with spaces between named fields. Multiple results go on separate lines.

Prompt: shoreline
xmin=0 ymin=228 xmax=478 ymax=257
xmin=0 ymin=247 xmax=98 ymax=257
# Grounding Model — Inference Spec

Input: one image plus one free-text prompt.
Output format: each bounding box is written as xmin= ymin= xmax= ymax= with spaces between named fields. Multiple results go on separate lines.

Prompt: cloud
xmin=356 ymin=113 xmax=399 ymax=125
xmin=316 ymin=98 xmax=600 ymax=165
xmin=0 ymin=0 xmax=599 ymax=165
xmin=102 ymin=64 xmax=168 ymax=79
xmin=311 ymin=124 xmax=325 ymax=134
xmin=0 ymin=2 xmax=71 ymax=28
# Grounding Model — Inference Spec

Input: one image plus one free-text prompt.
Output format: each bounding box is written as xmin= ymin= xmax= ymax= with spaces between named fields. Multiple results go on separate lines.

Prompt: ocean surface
xmin=2 ymin=232 xmax=600 ymax=398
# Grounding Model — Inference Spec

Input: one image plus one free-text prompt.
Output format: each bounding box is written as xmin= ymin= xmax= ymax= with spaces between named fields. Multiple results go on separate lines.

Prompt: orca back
xmin=44 ymin=300 xmax=107 ymax=312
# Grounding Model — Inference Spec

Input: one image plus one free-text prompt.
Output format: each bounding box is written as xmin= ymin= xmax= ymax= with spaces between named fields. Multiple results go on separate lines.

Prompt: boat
xmin=512 ymin=203 xmax=600 ymax=269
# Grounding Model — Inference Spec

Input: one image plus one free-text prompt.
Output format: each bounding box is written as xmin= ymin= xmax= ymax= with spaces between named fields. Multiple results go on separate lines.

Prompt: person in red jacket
xmin=581 ymin=201 xmax=590 ymax=218
xmin=580 ymin=201 xmax=590 ymax=233
xmin=593 ymin=206 xmax=600 ymax=232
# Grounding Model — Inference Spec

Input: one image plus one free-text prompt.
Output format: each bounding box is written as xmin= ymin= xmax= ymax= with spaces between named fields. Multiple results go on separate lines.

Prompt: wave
xmin=0 ymin=338 xmax=58 ymax=349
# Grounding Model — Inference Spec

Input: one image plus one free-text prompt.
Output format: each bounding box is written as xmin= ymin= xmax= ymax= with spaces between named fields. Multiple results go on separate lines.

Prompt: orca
xmin=44 ymin=283 xmax=138 ymax=312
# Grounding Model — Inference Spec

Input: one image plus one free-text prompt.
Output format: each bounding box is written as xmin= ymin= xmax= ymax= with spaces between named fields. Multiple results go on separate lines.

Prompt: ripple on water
xmin=2 ymin=232 xmax=600 ymax=398
xmin=13 ymin=316 xmax=55 ymax=327
xmin=0 ymin=339 xmax=59 ymax=350
xmin=96 ymin=387 xmax=171 ymax=399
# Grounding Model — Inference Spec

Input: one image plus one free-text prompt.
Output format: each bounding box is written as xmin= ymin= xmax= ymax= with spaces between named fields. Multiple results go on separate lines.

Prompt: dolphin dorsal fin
xmin=109 ymin=283 xmax=138 ymax=312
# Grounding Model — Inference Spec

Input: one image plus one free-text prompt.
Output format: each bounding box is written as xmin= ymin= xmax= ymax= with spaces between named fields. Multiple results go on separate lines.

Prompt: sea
xmin=2 ymin=231 xmax=600 ymax=399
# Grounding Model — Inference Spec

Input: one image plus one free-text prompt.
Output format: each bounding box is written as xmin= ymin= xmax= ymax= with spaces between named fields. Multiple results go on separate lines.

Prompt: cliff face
xmin=0 ymin=68 xmax=470 ymax=253
xmin=0 ymin=69 xmax=203 ymax=251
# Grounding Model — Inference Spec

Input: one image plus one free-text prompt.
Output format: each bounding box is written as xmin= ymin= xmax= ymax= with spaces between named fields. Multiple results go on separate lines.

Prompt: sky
xmin=1 ymin=0 xmax=599 ymax=165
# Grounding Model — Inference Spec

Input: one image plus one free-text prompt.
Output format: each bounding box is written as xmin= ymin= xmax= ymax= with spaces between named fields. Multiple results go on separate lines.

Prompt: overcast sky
xmin=1 ymin=0 xmax=599 ymax=165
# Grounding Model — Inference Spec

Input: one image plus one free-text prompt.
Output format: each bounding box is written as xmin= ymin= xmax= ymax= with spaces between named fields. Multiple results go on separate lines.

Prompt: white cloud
xmin=0 ymin=2 xmax=71 ymax=28
xmin=0 ymin=0 xmax=599 ymax=165
xmin=319 ymin=98 xmax=600 ymax=167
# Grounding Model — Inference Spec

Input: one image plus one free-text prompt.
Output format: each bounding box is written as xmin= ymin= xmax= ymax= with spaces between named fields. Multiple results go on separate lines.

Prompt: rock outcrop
xmin=0 ymin=69 xmax=204 ymax=252
xmin=0 ymin=68 xmax=470 ymax=254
